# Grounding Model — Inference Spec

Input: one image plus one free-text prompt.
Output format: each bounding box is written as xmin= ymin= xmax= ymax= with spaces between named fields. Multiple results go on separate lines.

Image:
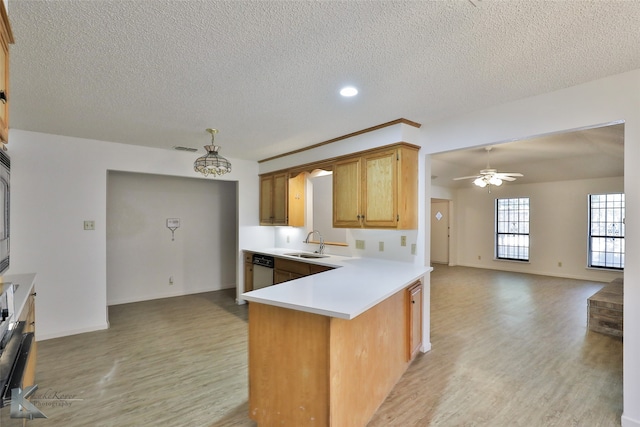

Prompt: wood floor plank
xmin=27 ymin=266 xmax=622 ymax=426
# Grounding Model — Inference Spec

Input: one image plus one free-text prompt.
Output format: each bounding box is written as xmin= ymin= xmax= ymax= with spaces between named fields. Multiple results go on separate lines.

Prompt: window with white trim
xmin=496 ymin=197 xmax=530 ymax=261
xmin=589 ymin=193 xmax=624 ymax=270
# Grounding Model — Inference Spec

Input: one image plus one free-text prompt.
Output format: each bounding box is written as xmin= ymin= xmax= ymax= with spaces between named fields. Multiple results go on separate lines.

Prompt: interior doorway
xmin=431 ymin=198 xmax=450 ymax=265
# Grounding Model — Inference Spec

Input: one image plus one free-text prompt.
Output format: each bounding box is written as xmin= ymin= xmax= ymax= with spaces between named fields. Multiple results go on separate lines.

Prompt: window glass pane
xmin=496 ymin=197 xmax=530 ymax=261
xmin=588 ymin=193 xmax=624 ymax=269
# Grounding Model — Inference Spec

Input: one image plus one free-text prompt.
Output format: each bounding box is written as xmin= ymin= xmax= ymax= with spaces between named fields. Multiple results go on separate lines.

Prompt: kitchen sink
xmin=284 ymin=253 xmax=328 ymax=259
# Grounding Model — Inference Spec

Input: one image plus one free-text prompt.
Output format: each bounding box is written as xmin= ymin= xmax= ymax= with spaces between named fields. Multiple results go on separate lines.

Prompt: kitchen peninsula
xmin=242 ymin=250 xmax=431 ymax=426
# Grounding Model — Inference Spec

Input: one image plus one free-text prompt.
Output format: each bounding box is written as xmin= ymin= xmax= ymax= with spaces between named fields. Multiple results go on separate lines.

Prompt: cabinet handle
xmin=31 ymin=292 xmax=37 ymax=297
xmin=412 ymin=300 xmax=415 ymax=304
xmin=0 ymin=91 xmax=6 ymax=104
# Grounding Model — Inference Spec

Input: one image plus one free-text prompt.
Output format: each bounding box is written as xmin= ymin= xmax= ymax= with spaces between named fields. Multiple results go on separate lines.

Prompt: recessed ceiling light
xmin=340 ymin=86 xmax=358 ymax=97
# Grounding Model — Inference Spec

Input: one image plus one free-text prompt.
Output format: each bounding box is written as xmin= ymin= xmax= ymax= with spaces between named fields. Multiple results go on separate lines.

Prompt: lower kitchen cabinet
xmin=248 ymin=284 xmax=414 ymax=426
xmin=274 ymin=257 xmax=333 ymax=285
xmin=243 ymin=252 xmax=253 ymax=292
xmin=406 ymin=281 xmax=423 ymax=361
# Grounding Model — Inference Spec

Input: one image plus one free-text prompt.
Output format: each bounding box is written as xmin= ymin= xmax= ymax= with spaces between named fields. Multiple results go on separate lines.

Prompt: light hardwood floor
xmin=29 ymin=266 xmax=622 ymax=426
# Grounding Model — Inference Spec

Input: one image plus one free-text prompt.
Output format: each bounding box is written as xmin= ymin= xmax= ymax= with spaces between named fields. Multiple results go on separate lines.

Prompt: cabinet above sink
xmin=258 ymin=142 xmax=419 ymax=230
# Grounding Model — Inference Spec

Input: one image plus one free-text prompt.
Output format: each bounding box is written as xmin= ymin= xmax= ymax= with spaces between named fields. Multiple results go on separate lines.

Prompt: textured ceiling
xmin=7 ymin=1 xmax=640 ymax=163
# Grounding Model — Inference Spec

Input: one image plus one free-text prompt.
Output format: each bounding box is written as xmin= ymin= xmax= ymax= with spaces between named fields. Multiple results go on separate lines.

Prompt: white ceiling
xmin=7 ymin=1 xmax=639 ymax=168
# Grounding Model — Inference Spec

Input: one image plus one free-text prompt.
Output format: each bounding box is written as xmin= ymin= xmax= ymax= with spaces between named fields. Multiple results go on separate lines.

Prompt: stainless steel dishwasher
xmin=252 ymin=254 xmax=274 ymax=290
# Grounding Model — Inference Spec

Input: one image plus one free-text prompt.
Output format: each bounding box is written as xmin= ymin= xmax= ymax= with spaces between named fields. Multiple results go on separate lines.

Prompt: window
xmin=589 ymin=193 xmax=625 ymax=270
xmin=496 ymin=198 xmax=530 ymax=261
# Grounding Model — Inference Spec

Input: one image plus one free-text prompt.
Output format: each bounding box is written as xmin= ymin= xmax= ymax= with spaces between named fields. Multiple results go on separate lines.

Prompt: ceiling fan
xmin=453 ymin=147 xmax=523 ymax=191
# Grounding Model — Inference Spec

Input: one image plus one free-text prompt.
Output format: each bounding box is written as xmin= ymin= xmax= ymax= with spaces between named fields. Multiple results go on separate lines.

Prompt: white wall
xmin=7 ymin=130 xmax=270 ymax=340
xmin=453 ymin=176 xmax=623 ymax=282
xmin=106 ymin=171 xmax=237 ymax=305
xmin=422 ymin=69 xmax=640 ymax=427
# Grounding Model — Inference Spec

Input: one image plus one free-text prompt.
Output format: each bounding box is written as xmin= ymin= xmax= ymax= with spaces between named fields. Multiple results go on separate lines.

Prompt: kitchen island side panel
xmin=248 ymin=302 xmax=330 ymax=426
xmin=329 ymin=289 xmax=408 ymax=426
xmin=248 ymin=286 xmax=411 ymax=426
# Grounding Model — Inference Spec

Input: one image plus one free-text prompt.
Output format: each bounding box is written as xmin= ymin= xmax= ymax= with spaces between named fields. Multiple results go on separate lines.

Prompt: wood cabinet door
xmin=0 ymin=39 xmax=7 ymax=143
xmin=362 ymin=149 xmax=398 ymax=228
xmin=0 ymin=4 xmax=9 ymax=145
xmin=244 ymin=261 xmax=254 ymax=292
xmin=273 ymin=269 xmax=291 ymax=284
xmin=407 ymin=282 xmax=423 ymax=360
xmin=272 ymin=172 xmax=288 ymax=225
xmin=259 ymin=175 xmax=274 ymax=224
xmin=287 ymin=173 xmax=305 ymax=227
xmin=333 ymin=157 xmax=361 ymax=228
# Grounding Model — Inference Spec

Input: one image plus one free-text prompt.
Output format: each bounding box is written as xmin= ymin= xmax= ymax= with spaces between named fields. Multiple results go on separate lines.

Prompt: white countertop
xmin=242 ymin=249 xmax=431 ymax=319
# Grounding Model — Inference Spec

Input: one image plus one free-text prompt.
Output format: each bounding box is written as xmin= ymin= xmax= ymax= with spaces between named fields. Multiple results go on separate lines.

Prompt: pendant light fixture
xmin=194 ymin=128 xmax=232 ymax=177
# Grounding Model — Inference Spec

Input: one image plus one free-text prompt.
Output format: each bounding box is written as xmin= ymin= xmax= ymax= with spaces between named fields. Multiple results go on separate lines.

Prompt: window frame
xmin=495 ymin=197 xmax=530 ymax=262
xmin=588 ymin=193 xmax=625 ymax=270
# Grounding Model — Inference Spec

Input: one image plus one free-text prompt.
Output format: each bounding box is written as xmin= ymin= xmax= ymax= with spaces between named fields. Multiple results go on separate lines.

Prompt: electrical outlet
xmin=83 ymin=220 xmax=95 ymax=230
xmin=286 ymin=235 xmax=290 ymax=243
xmin=379 ymin=241 xmax=384 ymax=252
xmin=411 ymin=243 xmax=416 ymax=255
xmin=356 ymin=240 xmax=365 ymax=250
xmin=558 ymin=261 xmax=562 ymax=267
xmin=169 ymin=276 xmax=174 ymax=285
xmin=400 ymin=236 xmax=407 ymax=247
xmin=478 ymin=255 xmax=481 ymax=260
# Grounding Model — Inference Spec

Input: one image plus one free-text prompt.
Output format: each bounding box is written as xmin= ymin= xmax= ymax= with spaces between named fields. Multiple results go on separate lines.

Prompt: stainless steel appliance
xmin=0 ymin=282 xmax=36 ymax=409
xmin=252 ymin=254 xmax=274 ymax=290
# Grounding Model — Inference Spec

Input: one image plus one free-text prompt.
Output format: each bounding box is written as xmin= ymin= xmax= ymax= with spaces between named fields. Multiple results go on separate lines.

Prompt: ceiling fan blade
xmin=495 ymin=172 xmax=523 ymax=177
xmin=453 ymin=175 xmax=481 ymax=181
xmin=500 ymin=176 xmax=518 ymax=181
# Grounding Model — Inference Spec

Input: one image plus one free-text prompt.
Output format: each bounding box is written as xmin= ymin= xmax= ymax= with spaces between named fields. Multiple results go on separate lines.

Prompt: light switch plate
xmin=379 ymin=241 xmax=384 ymax=252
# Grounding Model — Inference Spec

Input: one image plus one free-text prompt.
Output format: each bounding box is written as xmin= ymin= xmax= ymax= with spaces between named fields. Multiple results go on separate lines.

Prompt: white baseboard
xmin=622 ymin=414 xmax=640 ymax=427
xmin=420 ymin=342 xmax=432 ymax=353
xmin=107 ymin=285 xmax=235 ymax=306
xmin=37 ymin=322 xmax=109 ymax=341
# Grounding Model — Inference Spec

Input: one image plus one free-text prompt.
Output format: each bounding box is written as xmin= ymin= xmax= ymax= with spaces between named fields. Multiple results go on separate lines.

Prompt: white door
xmin=431 ymin=199 xmax=449 ymax=264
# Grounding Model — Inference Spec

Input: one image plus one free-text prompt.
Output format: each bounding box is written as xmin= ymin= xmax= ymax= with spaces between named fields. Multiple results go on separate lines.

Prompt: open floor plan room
xmin=32 ymin=266 xmax=622 ymax=426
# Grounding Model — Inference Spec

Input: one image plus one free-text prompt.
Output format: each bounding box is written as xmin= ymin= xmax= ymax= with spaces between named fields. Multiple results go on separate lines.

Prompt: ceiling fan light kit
xmin=453 ymin=147 xmax=522 ymax=192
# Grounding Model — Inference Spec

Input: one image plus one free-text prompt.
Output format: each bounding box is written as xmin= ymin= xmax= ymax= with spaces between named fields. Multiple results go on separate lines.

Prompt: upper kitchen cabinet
xmin=333 ymin=156 xmax=361 ymax=228
xmin=0 ymin=3 xmax=13 ymax=144
xmin=333 ymin=144 xmax=419 ymax=229
xmin=259 ymin=172 xmax=305 ymax=226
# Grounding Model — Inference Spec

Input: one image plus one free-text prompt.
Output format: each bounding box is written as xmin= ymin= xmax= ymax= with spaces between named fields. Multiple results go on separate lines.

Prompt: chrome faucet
xmin=305 ymin=230 xmax=325 ymax=254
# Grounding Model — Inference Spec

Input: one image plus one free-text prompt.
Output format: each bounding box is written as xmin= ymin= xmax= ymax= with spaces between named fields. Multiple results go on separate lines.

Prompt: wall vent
xmin=173 ymin=146 xmax=198 ymax=152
